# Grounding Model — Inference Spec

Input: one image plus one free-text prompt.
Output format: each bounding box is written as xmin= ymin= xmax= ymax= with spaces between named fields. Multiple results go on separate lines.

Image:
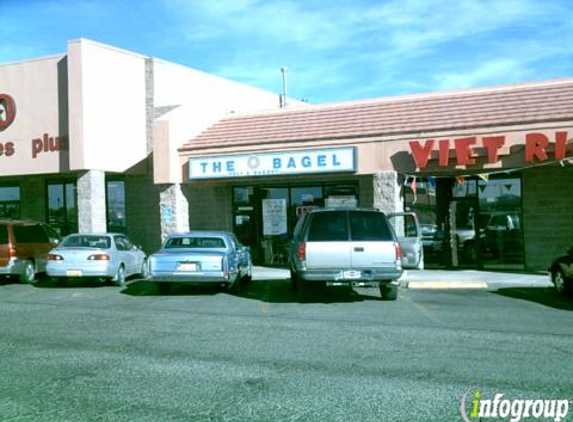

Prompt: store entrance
xmin=233 ymin=183 xmax=358 ymax=265
xmin=406 ymin=176 xmax=524 ymax=270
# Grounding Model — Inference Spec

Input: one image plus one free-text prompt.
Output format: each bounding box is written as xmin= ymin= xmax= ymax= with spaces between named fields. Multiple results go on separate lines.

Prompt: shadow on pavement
xmin=493 ymin=287 xmax=573 ymax=311
xmin=122 ymin=279 xmax=384 ymax=303
xmin=32 ymin=277 xmax=116 ymax=288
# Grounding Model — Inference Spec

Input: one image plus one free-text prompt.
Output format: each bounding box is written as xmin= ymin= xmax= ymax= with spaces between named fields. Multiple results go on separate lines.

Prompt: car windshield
xmin=165 ymin=236 xmax=227 ymax=249
xmin=61 ymin=235 xmax=111 ymax=249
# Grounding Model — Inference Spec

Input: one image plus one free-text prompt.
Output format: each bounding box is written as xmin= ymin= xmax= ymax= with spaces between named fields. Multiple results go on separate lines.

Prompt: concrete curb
xmin=405 ymin=281 xmax=489 ymax=290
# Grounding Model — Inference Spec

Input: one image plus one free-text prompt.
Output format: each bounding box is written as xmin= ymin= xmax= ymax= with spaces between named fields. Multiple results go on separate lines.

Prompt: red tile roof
xmin=179 ymin=79 xmax=573 ymax=152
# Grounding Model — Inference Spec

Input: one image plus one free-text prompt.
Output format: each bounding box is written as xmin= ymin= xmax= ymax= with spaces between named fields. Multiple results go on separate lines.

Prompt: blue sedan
xmin=148 ymin=231 xmax=252 ymax=294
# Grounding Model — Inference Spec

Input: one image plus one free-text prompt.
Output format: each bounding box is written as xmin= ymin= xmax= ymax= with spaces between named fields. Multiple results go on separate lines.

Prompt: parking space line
xmin=400 ymin=292 xmax=442 ymax=324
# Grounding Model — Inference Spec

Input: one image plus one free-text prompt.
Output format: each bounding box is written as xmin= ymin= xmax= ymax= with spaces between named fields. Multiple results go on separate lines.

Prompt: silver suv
xmin=288 ymin=208 xmax=413 ymax=300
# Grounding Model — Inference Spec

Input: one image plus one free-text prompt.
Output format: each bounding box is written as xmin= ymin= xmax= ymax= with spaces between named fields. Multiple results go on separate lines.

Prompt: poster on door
xmin=263 ymin=199 xmax=287 ymax=235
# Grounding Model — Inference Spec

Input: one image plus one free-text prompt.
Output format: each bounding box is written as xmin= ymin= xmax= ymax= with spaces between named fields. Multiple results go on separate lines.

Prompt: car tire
xmin=114 ymin=265 xmax=126 ymax=286
xmin=230 ymin=275 xmax=243 ymax=295
xmin=290 ymin=270 xmax=299 ymax=292
xmin=19 ymin=260 xmax=36 ymax=284
xmin=380 ymin=283 xmax=398 ymax=301
xmin=242 ymin=265 xmax=252 ymax=283
xmin=552 ymin=269 xmax=570 ymax=295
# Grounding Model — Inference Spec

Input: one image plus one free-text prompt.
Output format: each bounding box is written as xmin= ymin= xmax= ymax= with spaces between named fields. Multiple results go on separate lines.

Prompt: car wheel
xmin=19 ymin=260 xmax=36 ymax=284
xmin=114 ymin=265 xmax=126 ymax=286
xmin=290 ymin=270 xmax=299 ymax=292
xmin=553 ymin=269 xmax=567 ymax=294
xmin=380 ymin=283 xmax=398 ymax=301
xmin=230 ymin=275 xmax=243 ymax=295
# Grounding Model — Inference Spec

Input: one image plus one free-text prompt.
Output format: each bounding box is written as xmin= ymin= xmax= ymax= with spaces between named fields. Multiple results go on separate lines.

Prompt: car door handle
xmin=354 ymin=247 xmax=364 ymax=252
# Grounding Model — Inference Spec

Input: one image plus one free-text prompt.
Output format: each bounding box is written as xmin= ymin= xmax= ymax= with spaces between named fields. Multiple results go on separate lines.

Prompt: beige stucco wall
xmin=68 ymin=39 xmax=148 ymax=172
xmin=0 ymin=54 xmax=67 ymax=175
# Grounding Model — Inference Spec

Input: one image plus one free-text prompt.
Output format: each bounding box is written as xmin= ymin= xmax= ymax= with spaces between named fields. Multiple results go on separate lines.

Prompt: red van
xmin=0 ymin=220 xmax=61 ymax=283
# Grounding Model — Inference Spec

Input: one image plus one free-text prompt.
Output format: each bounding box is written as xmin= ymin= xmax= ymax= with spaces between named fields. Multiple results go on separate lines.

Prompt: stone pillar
xmin=159 ymin=183 xmax=189 ymax=242
xmin=373 ymin=171 xmax=403 ymax=215
xmin=77 ymin=170 xmax=107 ymax=233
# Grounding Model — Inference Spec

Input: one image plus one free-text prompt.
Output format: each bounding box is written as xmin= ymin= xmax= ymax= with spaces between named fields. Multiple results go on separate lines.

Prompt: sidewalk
xmin=252 ymin=266 xmax=553 ymax=290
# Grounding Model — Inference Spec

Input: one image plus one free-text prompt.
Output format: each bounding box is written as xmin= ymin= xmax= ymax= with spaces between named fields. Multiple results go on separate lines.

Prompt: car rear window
xmin=0 ymin=225 xmax=8 ymax=244
xmin=307 ymin=211 xmax=348 ymax=241
xmin=62 ymin=235 xmax=111 ymax=249
xmin=349 ymin=211 xmax=394 ymax=241
xmin=165 ymin=237 xmax=226 ymax=249
xmin=13 ymin=224 xmax=49 ymax=243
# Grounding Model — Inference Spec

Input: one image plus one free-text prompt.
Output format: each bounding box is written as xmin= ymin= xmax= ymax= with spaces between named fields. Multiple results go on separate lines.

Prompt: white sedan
xmin=46 ymin=233 xmax=147 ymax=286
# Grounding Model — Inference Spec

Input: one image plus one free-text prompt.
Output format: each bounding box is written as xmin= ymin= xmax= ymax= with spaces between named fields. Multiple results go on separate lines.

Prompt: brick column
xmin=77 ymin=170 xmax=107 ymax=233
xmin=159 ymin=183 xmax=189 ymax=242
xmin=373 ymin=171 xmax=403 ymax=214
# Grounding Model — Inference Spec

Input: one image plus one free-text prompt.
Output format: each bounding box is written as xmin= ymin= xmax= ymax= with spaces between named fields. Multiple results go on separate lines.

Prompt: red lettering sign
xmin=525 ymin=133 xmax=549 ymax=162
xmin=0 ymin=94 xmax=16 ymax=130
xmin=409 ymin=140 xmax=434 ymax=168
xmin=31 ymin=133 xmax=66 ymax=159
xmin=410 ymin=132 xmax=570 ymax=168
xmin=0 ymin=141 xmax=15 ymax=157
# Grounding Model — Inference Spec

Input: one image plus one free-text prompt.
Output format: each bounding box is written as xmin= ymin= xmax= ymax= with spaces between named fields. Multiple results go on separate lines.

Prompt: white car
xmin=46 ymin=233 xmax=147 ymax=286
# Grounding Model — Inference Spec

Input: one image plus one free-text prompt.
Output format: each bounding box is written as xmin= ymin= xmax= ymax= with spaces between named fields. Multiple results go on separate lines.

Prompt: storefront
xmin=2 ymin=39 xmax=572 ymax=272
xmin=178 ymin=81 xmax=573 ymax=272
xmin=0 ymin=38 xmax=288 ymax=253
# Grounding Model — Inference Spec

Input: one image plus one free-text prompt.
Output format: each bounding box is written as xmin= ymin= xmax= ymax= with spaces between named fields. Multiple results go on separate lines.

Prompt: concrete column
xmin=159 ymin=183 xmax=189 ymax=242
xmin=77 ymin=170 xmax=107 ymax=233
xmin=373 ymin=171 xmax=403 ymax=214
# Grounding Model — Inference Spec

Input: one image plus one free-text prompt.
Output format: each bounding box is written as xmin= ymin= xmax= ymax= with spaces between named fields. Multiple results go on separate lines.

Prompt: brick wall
xmin=522 ymin=166 xmax=573 ymax=271
xmin=184 ymin=184 xmax=233 ymax=231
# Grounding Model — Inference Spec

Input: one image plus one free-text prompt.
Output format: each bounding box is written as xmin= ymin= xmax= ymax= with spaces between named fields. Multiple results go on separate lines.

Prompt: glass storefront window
xmin=405 ymin=176 xmax=524 ymax=270
xmin=477 ymin=178 xmax=523 ymax=269
xmin=106 ymin=180 xmax=126 ymax=233
xmin=0 ymin=186 xmax=20 ymax=218
xmin=232 ymin=183 xmax=358 ymax=265
xmin=47 ymin=181 xmax=77 ymax=235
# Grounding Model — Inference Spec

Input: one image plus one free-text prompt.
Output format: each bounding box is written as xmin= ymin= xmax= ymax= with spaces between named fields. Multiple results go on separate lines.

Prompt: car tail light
xmin=47 ymin=253 xmax=64 ymax=261
xmin=223 ymin=257 xmax=229 ymax=280
xmin=395 ymin=242 xmax=403 ymax=261
xmin=298 ymin=242 xmax=306 ymax=266
xmin=87 ymin=254 xmax=110 ymax=261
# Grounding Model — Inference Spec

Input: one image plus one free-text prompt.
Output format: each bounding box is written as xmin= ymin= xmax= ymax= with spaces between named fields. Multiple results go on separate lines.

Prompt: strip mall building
xmin=1 ymin=39 xmax=572 ymax=272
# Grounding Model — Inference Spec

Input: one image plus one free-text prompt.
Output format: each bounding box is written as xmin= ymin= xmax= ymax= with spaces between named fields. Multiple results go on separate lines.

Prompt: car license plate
xmin=343 ymin=270 xmax=361 ymax=280
xmin=178 ymin=263 xmax=198 ymax=272
xmin=66 ymin=269 xmax=83 ymax=277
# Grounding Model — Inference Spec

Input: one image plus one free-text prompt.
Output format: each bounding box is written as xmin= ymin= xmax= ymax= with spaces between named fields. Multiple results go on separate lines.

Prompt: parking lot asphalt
xmin=252 ymin=266 xmax=553 ymax=291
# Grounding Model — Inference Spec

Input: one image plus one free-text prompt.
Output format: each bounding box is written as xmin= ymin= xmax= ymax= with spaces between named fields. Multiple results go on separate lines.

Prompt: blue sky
xmin=1 ymin=0 xmax=572 ymax=103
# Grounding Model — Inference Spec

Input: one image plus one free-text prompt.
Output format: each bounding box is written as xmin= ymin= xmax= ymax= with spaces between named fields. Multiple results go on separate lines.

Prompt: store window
xmin=405 ymin=176 xmax=523 ymax=270
xmin=106 ymin=180 xmax=126 ymax=233
xmin=0 ymin=186 xmax=20 ymax=218
xmin=47 ymin=181 xmax=77 ymax=235
xmin=232 ymin=182 xmax=358 ymax=265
